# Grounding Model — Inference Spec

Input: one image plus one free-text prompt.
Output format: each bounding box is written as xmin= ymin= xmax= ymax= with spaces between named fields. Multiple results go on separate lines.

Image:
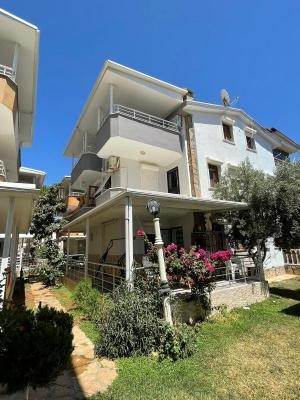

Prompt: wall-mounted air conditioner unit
xmin=105 ymin=156 xmax=120 ymax=172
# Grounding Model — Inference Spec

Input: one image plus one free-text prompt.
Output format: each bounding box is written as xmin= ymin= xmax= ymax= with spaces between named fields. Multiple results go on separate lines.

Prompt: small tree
xmin=0 ymin=306 xmax=73 ymax=399
xmin=30 ymin=185 xmax=66 ymax=285
xmin=214 ymin=159 xmax=300 ymax=261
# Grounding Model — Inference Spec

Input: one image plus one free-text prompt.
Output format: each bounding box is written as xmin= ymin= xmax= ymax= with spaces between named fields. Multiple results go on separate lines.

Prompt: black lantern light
xmin=146 ymin=199 xmax=160 ymax=217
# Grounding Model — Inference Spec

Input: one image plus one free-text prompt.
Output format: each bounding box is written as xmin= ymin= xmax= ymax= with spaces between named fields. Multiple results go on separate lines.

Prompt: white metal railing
xmin=68 ymin=191 xmax=85 ymax=197
xmin=65 ymin=258 xmax=125 ymax=293
xmin=73 ymin=146 xmax=97 ymax=168
xmin=0 ymin=64 xmax=16 ymax=81
xmin=112 ymin=104 xmax=180 ymax=132
xmin=283 ymin=249 xmax=300 ymax=266
xmin=98 ymin=104 xmax=180 ymax=133
xmin=0 ymin=160 xmax=7 ymax=181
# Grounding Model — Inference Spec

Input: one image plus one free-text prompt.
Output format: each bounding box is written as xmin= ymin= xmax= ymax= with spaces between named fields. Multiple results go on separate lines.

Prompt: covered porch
xmin=61 ymin=188 xmax=255 ymax=293
xmin=0 ymin=183 xmax=39 ymax=304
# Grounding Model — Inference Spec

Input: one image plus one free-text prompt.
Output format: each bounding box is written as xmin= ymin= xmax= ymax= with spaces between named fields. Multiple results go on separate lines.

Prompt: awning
xmin=62 ymin=188 xmax=247 ymax=232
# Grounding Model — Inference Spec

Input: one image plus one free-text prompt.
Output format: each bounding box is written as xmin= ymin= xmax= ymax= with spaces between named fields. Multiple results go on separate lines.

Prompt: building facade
xmin=60 ymin=60 xmax=299 ymax=303
xmin=0 ymin=9 xmax=45 ymax=304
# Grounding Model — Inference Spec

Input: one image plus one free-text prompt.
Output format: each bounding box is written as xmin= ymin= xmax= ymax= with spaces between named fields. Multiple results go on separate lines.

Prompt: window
xmin=222 ymin=123 xmax=234 ymax=142
xmin=167 ymin=167 xmax=180 ymax=194
xmin=246 ymin=135 xmax=256 ymax=151
xmin=208 ymin=164 xmax=219 ymax=188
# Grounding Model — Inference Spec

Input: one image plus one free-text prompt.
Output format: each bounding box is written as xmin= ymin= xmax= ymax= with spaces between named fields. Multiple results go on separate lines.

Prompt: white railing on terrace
xmin=283 ymin=249 xmax=300 ymax=266
xmin=98 ymin=104 xmax=180 ymax=133
xmin=73 ymin=146 xmax=97 ymax=168
xmin=65 ymin=257 xmax=125 ymax=293
xmin=112 ymin=104 xmax=180 ymax=132
xmin=0 ymin=64 xmax=16 ymax=81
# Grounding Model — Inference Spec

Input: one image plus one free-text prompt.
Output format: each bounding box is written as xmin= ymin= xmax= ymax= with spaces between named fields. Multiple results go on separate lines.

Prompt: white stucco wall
xmin=192 ymin=112 xmax=276 ymax=198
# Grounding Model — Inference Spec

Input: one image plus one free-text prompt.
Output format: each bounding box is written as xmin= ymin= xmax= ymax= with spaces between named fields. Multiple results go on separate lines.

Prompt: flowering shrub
xmin=210 ymin=249 xmax=233 ymax=262
xmin=164 ymin=245 xmax=218 ymax=295
xmin=135 ymin=231 xmax=233 ymax=296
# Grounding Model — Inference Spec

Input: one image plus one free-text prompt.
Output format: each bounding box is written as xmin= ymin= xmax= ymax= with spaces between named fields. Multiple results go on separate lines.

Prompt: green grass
xmin=50 ymin=285 xmax=100 ymax=343
xmin=92 ymin=277 xmax=300 ymax=400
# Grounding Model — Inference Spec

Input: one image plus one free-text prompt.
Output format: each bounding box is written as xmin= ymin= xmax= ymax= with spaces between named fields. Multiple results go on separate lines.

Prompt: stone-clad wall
xmin=210 ymin=281 xmax=269 ymax=310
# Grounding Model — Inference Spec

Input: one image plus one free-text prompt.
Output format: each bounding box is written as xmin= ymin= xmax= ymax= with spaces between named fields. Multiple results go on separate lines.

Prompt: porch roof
xmin=0 ymin=183 xmax=39 ymax=233
xmin=62 ymin=188 xmax=247 ymax=232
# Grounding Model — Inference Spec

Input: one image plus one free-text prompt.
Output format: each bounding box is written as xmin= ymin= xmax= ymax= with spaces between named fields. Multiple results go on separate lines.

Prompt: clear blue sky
xmin=1 ymin=0 xmax=300 ymax=184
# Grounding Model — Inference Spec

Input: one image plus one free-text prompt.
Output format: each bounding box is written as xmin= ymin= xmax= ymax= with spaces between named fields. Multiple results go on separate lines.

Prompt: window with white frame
xmin=208 ymin=164 xmax=220 ymax=188
xmin=246 ymin=135 xmax=256 ymax=151
xmin=222 ymin=123 xmax=234 ymax=142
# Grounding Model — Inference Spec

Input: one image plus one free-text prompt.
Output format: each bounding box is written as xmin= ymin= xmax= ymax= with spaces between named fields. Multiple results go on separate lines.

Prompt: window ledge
xmin=246 ymin=147 xmax=257 ymax=153
xmin=223 ymin=139 xmax=235 ymax=146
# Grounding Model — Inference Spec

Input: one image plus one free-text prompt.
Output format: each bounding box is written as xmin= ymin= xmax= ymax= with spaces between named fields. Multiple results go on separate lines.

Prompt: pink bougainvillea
xmin=138 ymin=232 xmax=233 ymax=295
xmin=136 ymin=229 xmax=146 ymax=237
xmin=163 ymin=244 xmax=232 ymax=294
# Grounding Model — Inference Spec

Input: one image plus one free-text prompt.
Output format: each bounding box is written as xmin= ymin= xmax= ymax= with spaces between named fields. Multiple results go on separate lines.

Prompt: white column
xmin=66 ymin=229 xmax=70 ymax=275
xmin=8 ymin=228 xmax=19 ymax=301
xmin=97 ymin=107 xmax=101 ymax=131
xmin=125 ymin=197 xmax=134 ymax=286
xmin=85 ymin=220 xmax=90 ymax=279
xmin=0 ymin=197 xmax=15 ymax=305
xmin=109 ymin=84 xmax=114 ymax=114
xmin=12 ymin=43 xmax=19 ymax=81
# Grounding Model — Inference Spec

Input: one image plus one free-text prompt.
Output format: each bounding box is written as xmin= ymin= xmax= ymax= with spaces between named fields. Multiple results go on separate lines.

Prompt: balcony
xmin=71 ymin=151 xmax=104 ymax=189
xmin=96 ymin=104 xmax=182 ymax=167
xmin=0 ymin=64 xmax=16 ymax=81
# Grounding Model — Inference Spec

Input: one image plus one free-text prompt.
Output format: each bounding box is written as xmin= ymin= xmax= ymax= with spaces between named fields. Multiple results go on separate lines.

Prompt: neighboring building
xmin=60 ymin=60 xmax=299 ymax=307
xmin=0 ymin=9 xmax=45 ymax=304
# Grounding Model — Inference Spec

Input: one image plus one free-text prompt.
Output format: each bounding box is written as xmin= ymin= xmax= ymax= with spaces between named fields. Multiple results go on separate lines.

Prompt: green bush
xmin=35 ymin=241 xmax=65 ymax=286
xmin=37 ymin=258 xmax=64 ymax=286
xmin=73 ymin=279 xmax=110 ymax=324
xmin=0 ymin=306 xmax=73 ymax=394
xmin=158 ymin=322 xmax=197 ymax=361
xmin=95 ymin=280 xmax=162 ymax=358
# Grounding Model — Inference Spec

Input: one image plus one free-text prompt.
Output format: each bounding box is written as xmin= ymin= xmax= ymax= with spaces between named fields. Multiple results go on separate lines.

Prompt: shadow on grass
xmin=269 ymin=287 xmax=300 ymax=301
xmin=281 ymin=302 xmax=300 ymax=317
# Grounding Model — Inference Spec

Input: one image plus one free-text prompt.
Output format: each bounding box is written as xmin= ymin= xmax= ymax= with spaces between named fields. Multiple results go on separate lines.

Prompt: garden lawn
xmin=90 ymin=277 xmax=300 ymax=400
xmin=50 ymin=285 xmax=100 ymax=343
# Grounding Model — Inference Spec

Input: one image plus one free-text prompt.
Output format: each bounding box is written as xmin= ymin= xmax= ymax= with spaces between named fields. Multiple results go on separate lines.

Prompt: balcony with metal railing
xmin=0 ymin=64 xmax=16 ymax=81
xmin=96 ymin=104 xmax=182 ymax=166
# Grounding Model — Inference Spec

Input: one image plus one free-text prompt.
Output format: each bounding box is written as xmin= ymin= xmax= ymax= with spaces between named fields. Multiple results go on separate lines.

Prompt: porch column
xmin=85 ymin=220 xmax=90 ymax=279
xmin=8 ymin=227 xmax=19 ymax=301
xmin=125 ymin=196 xmax=134 ymax=287
xmin=0 ymin=197 xmax=15 ymax=305
xmin=12 ymin=43 xmax=19 ymax=81
xmin=66 ymin=229 xmax=70 ymax=275
xmin=97 ymin=107 xmax=101 ymax=131
xmin=109 ymin=84 xmax=114 ymax=114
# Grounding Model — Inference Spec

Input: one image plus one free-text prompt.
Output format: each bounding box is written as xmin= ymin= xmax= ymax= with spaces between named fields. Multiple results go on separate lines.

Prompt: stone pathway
xmin=1 ymin=281 xmax=117 ymax=400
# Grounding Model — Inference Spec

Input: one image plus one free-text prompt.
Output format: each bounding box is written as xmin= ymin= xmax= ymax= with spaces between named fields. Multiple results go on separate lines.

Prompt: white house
xmin=60 ymin=60 xmax=299 ymax=308
xmin=0 ymin=9 xmax=45 ymax=304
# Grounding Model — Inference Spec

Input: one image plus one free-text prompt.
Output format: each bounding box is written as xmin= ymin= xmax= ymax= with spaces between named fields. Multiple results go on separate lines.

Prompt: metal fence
xmin=66 ymin=256 xmax=125 ymax=293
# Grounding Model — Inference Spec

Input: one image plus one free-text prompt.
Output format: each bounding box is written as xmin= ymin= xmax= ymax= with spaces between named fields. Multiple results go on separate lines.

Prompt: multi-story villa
xmin=0 ymin=9 xmax=45 ymax=304
xmin=61 ymin=60 xmax=299 ymax=308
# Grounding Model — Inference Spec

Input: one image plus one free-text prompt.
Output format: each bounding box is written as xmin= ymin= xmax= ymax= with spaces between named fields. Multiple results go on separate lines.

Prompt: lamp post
xmin=146 ymin=199 xmax=173 ymax=325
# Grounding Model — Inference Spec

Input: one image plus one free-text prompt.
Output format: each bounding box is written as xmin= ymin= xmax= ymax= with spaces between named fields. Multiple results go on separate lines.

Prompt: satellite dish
xmin=220 ymin=89 xmax=230 ymax=107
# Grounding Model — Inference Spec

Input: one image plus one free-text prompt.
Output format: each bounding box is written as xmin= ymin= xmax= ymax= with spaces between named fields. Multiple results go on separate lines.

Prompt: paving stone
xmin=2 ymin=281 xmax=117 ymax=399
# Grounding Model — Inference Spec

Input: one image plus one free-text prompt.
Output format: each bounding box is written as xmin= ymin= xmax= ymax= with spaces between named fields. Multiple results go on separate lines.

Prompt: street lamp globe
xmin=146 ymin=199 xmax=160 ymax=217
